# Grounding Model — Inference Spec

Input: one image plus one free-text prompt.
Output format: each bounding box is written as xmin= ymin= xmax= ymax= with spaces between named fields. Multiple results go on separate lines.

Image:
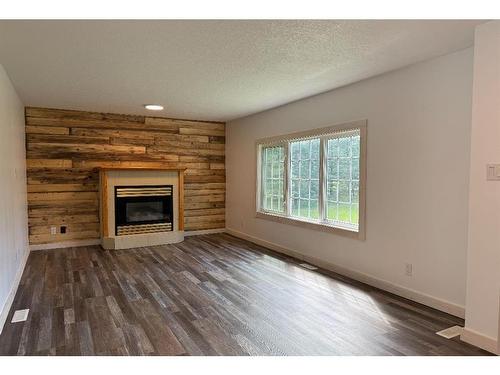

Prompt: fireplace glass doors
xmin=114 ymin=185 xmax=173 ymax=236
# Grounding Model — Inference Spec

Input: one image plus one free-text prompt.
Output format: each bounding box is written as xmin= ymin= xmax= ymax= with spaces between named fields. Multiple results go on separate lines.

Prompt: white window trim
xmin=255 ymin=119 xmax=367 ymax=240
xmin=258 ymin=141 xmax=288 ymax=215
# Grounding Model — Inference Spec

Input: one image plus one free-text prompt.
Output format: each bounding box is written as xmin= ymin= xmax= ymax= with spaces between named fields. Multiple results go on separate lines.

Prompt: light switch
xmin=486 ymin=164 xmax=500 ymax=180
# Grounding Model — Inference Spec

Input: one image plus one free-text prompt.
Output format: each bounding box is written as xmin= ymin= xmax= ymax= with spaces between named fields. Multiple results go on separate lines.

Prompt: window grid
xmin=325 ymin=132 xmax=360 ymax=227
xmin=257 ymin=124 xmax=363 ymax=234
xmin=290 ymin=139 xmax=320 ymax=220
xmin=261 ymin=145 xmax=286 ymax=214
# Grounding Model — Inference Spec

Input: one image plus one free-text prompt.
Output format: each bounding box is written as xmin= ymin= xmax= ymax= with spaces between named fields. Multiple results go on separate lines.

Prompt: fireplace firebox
xmin=114 ymin=185 xmax=173 ymax=236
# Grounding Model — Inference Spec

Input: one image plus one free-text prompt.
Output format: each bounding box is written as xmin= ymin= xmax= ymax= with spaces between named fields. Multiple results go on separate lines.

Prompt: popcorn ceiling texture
xmin=0 ymin=20 xmax=482 ymax=121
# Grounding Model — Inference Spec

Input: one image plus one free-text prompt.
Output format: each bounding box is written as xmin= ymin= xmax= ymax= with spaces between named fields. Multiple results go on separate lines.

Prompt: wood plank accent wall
xmin=25 ymin=107 xmax=225 ymax=245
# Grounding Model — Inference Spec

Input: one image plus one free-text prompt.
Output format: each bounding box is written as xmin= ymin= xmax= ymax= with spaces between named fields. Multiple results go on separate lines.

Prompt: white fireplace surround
xmin=100 ymin=169 xmax=184 ymax=250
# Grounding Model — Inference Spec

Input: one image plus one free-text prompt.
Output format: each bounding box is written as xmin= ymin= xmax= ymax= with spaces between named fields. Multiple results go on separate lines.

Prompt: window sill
xmin=255 ymin=211 xmax=365 ymax=240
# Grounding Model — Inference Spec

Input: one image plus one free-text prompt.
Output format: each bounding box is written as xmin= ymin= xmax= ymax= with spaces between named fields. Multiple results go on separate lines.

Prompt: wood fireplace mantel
xmin=99 ymin=167 xmax=185 ymax=240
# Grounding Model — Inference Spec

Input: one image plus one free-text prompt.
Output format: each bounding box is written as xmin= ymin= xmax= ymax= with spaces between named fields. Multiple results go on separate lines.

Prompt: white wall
xmin=226 ymin=48 xmax=473 ymax=316
xmin=463 ymin=21 xmax=500 ymax=353
xmin=0 ymin=64 xmax=29 ymax=333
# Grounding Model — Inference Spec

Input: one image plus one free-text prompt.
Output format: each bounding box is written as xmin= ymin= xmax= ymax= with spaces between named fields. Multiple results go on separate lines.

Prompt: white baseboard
xmin=29 ymin=230 xmax=227 ymax=250
xmin=461 ymin=328 xmax=498 ymax=355
xmin=185 ymin=228 xmax=226 ymax=236
xmin=29 ymin=239 xmax=101 ymax=251
xmin=226 ymin=228 xmax=466 ymax=319
xmin=0 ymin=248 xmax=30 ymax=335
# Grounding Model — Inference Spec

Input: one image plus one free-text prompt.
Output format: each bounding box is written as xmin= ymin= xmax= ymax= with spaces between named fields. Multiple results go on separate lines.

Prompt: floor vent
xmin=436 ymin=325 xmax=463 ymax=339
xmin=299 ymin=263 xmax=318 ymax=270
xmin=11 ymin=309 xmax=29 ymax=323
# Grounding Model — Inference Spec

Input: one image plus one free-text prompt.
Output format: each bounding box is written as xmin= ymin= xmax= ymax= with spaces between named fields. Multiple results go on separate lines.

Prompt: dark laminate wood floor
xmin=0 ymin=233 xmax=490 ymax=356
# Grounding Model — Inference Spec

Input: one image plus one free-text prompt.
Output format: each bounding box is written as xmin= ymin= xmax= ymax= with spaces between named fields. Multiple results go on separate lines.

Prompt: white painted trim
xmin=102 ymin=231 xmax=184 ymax=250
xmin=29 ymin=239 xmax=101 ymax=251
xmin=461 ymin=328 xmax=499 ymax=355
xmin=0 ymin=248 xmax=29 ymax=335
xmin=29 ymin=230 xmax=227 ymax=251
xmin=185 ymin=228 xmax=226 ymax=236
xmin=226 ymin=228 xmax=466 ymax=319
xmin=255 ymin=120 xmax=367 ymax=241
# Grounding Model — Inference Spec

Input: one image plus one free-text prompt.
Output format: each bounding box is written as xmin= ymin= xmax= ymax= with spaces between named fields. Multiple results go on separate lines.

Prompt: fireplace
xmin=99 ymin=168 xmax=184 ymax=250
xmin=114 ymin=185 xmax=173 ymax=236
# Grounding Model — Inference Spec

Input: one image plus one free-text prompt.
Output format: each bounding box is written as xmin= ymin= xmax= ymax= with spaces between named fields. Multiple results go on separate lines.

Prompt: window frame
xmin=259 ymin=141 xmax=288 ymax=215
xmin=255 ymin=120 xmax=367 ymax=240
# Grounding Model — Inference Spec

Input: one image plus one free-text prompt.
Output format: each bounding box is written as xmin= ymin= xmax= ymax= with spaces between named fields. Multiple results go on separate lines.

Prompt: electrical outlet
xmin=405 ymin=263 xmax=413 ymax=277
xmin=50 ymin=226 xmax=57 ymax=235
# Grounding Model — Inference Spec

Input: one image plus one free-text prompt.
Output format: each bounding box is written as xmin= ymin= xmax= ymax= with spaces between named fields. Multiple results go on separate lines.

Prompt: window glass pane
xmin=290 ymin=138 xmax=320 ymax=220
xmin=339 ymin=137 xmax=350 ymax=157
xmin=265 ymin=163 xmax=272 ymax=179
xmin=338 ymin=181 xmax=350 ymax=202
xmin=291 ymin=142 xmax=300 ymax=160
xmin=326 ymin=132 xmax=360 ymax=227
xmin=327 ymin=158 xmax=338 ymax=180
xmin=261 ymin=145 xmax=285 ymax=214
xmin=300 ymin=160 xmax=310 ymax=179
xmin=291 ymin=161 xmax=299 ymax=179
xmin=351 ymin=204 xmax=359 ymax=224
xmin=300 ymin=140 xmax=310 ymax=160
xmin=338 ymin=203 xmax=351 ymax=222
xmin=327 ymin=202 xmax=338 ymax=221
xmin=291 ymin=198 xmax=299 ymax=216
xmin=310 ymin=179 xmax=319 ymax=199
xmin=300 ymin=180 xmax=309 ymax=198
xmin=327 ymin=180 xmax=338 ymax=201
xmin=351 ymin=135 xmax=360 ymax=157
xmin=266 ymin=196 xmax=272 ymax=209
xmin=351 ymin=181 xmax=359 ymax=203
xmin=351 ymin=158 xmax=359 ymax=180
xmin=274 ymin=196 xmax=281 ymax=211
xmin=272 ymin=179 xmax=280 ymax=194
xmin=311 ymin=159 xmax=319 ymax=179
xmin=310 ymin=199 xmax=319 ymax=219
xmin=339 ymin=158 xmax=350 ymax=180
xmin=274 ymin=147 xmax=280 ymax=160
xmin=272 ymin=163 xmax=280 ymax=178
xmin=311 ymin=139 xmax=320 ymax=159
xmin=328 ymin=139 xmax=338 ymax=158
xmin=299 ymin=199 xmax=309 ymax=217
xmin=291 ymin=179 xmax=299 ymax=198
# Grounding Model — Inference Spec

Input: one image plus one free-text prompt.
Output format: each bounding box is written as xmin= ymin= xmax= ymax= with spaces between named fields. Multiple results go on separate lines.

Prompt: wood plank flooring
xmin=0 ymin=233 xmax=490 ymax=355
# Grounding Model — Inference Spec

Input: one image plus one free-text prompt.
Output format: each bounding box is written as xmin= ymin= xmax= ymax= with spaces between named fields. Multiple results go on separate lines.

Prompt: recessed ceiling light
xmin=144 ymin=104 xmax=164 ymax=111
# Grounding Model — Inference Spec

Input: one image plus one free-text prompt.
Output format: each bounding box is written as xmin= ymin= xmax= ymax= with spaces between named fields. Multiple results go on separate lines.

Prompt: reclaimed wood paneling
xmin=25 ymin=107 xmax=226 ymax=245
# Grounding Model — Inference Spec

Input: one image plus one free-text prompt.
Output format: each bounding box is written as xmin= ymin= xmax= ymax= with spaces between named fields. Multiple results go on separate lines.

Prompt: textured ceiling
xmin=0 ymin=20 xmax=482 ymax=121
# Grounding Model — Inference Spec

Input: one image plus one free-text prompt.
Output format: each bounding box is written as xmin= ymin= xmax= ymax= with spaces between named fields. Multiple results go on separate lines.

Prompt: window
xmin=290 ymin=138 xmax=320 ymax=220
xmin=256 ymin=120 xmax=366 ymax=239
xmin=325 ymin=131 xmax=360 ymax=227
xmin=260 ymin=144 xmax=286 ymax=214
